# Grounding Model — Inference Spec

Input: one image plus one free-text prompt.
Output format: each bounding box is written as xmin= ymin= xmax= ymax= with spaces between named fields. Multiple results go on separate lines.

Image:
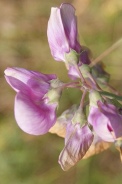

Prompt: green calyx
xmin=65 ymin=49 xmax=79 ymax=67
xmin=45 ymin=79 xmax=63 ymax=104
xmin=89 ymin=90 xmax=103 ymax=107
xmin=46 ymin=88 xmax=61 ymax=104
xmin=79 ymin=64 xmax=91 ymax=78
xmin=72 ymin=108 xmax=87 ymax=126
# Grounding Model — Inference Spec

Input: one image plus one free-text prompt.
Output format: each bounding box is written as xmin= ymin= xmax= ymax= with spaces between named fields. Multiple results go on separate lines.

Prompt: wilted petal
xmin=15 ymin=91 xmax=57 ymax=135
xmin=58 ymin=124 xmax=94 ymax=171
xmin=83 ymin=134 xmax=111 ymax=159
xmin=49 ymin=105 xmax=78 ymax=137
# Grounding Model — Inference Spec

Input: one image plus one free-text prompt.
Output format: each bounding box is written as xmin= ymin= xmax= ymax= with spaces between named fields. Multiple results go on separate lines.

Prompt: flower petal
xmin=68 ymin=65 xmax=80 ymax=80
xmin=4 ymin=67 xmax=56 ymax=84
xmin=88 ymin=106 xmax=115 ymax=142
xmin=5 ymin=76 xmax=28 ymax=93
xmin=60 ymin=3 xmax=81 ymax=52
xmin=98 ymin=101 xmax=122 ymax=139
xmin=4 ymin=67 xmax=57 ymax=97
xmin=14 ymin=91 xmax=57 ymax=135
xmin=47 ymin=6 xmax=69 ymax=61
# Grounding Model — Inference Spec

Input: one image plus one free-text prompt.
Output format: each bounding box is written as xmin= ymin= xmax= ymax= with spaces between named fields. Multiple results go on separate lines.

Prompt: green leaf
xmin=106 ymin=98 xmax=122 ymax=108
xmin=100 ymin=91 xmax=122 ymax=101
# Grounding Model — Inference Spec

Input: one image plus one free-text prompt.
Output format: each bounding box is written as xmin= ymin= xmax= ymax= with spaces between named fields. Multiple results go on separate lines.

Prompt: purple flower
xmin=88 ymin=101 xmax=122 ymax=142
xmin=4 ymin=67 xmax=61 ymax=135
xmin=47 ymin=3 xmax=81 ymax=62
xmin=59 ymin=123 xmax=94 ymax=171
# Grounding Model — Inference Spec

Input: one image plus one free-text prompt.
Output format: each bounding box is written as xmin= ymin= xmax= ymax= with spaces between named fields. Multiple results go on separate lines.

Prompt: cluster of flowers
xmin=4 ymin=3 xmax=122 ymax=171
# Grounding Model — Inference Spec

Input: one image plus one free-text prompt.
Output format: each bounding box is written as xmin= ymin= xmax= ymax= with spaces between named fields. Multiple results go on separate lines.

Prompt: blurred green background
xmin=0 ymin=0 xmax=122 ymax=183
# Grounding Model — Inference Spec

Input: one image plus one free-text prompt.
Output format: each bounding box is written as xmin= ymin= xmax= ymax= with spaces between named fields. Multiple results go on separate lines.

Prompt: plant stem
xmin=88 ymin=73 xmax=102 ymax=90
xmin=75 ymin=64 xmax=86 ymax=83
xmin=80 ymin=89 xmax=87 ymax=108
xmin=60 ymin=81 xmax=80 ymax=90
xmin=107 ymin=84 xmax=122 ymax=96
xmin=90 ymin=38 xmax=122 ymax=67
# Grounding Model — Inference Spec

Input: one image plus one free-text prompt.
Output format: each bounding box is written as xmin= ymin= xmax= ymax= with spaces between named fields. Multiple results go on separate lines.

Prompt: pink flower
xmin=88 ymin=101 xmax=122 ymax=142
xmin=47 ymin=3 xmax=81 ymax=62
xmin=4 ymin=67 xmax=61 ymax=135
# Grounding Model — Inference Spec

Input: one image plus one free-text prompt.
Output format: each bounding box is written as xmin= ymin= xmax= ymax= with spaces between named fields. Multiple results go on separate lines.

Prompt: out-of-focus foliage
xmin=0 ymin=0 xmax=122 ymax=183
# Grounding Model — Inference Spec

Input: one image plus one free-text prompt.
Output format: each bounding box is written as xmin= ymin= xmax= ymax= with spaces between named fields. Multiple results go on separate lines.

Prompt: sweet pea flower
xmin=47 ymin=3 xmax=81 ymax=62
xmin=4 ymin=67 xmax=62 ymax=135
xmin=88 ymin=101 xmax=122 ymax=142
xmin=58 ymin=107 xmax=94 ymax=171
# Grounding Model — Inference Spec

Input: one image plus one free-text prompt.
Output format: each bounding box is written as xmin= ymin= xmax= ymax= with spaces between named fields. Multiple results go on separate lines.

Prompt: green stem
xmin=80 ymin=89 xmax=87 ymax=108
xmin=60 ymin=81 xmax=80 ymax=90
xmin=75 ymin=64 xmax=86 ymax=83
xmin=107 ymin=84 xmax=122 ymax=96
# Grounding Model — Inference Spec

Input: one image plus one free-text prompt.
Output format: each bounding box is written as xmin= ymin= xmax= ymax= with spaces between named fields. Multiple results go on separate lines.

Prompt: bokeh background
xmin=0 ymin=0 xmax=122 ymax=183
